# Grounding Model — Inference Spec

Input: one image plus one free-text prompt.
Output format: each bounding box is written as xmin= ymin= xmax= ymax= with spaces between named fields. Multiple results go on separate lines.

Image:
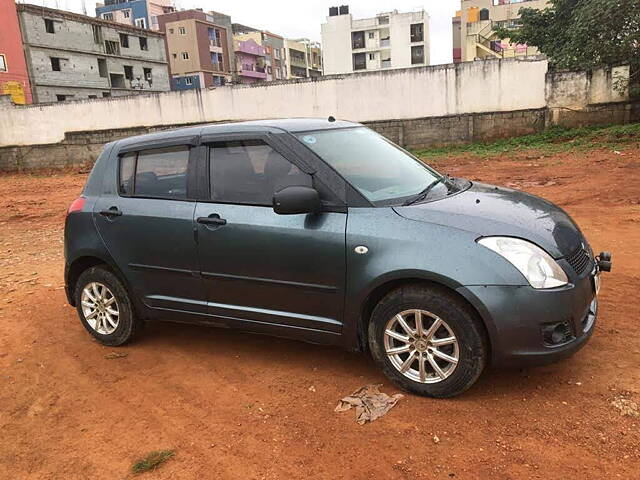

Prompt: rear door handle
xmin=99 ymin=206 xmax=122 ymax=218
xmin=197 ymin=214 xmax=227 ymax=226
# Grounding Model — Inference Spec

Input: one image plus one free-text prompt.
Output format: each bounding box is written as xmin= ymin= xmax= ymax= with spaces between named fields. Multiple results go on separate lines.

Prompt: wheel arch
xmin=356 ymin=274 xmax=492 ymax=361
xmin=66 ymin=253 xmax=132 ymax=308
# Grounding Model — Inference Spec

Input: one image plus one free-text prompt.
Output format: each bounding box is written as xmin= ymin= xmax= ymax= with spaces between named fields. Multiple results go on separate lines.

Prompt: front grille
xmin=566 ymin=245 xmax=591 ymax=275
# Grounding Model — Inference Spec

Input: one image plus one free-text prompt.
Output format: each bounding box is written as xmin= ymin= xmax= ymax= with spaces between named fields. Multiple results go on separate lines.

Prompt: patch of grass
xmin=412 ymin=122 xmax=640 ymax=159
xmin=131 ymin=449 xmax=175 ymax=475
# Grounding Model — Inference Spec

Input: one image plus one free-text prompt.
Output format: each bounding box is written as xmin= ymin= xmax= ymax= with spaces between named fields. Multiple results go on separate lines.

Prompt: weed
xmin=412 ymin=122 xmax=640 ymax=159
xmin=131 ymin=449 xmax=175 ymax=475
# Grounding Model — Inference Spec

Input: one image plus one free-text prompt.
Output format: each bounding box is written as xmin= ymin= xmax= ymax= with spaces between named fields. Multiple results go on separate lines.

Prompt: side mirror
xmin=273 ymin=185 xmax=321 ymax=215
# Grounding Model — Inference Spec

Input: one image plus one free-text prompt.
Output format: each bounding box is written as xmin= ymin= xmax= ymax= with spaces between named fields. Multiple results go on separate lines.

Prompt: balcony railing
xmin=380 ymin=38 xmax=390 ymax=48
xmin=381 ymin=59 xmax=391 ymax=68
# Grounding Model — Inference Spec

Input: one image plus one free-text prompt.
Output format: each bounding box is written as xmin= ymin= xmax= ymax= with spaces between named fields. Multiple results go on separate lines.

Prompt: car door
xmin=194 ymin=134 xmax=347 ymax=334
xmin=93 ymin=142 xmax=205 ymax=314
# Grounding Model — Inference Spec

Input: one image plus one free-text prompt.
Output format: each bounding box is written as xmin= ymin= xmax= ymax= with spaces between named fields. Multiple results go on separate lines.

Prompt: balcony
xmin=235 ymin=39 xmax=266 ymax=57
xmin=380 ymin=38 xmax=390 ymax=48
xmin=381 ymin=59 xmax=391 ymax=68
xmin=238 ymin=64 xmax=267 ymax=79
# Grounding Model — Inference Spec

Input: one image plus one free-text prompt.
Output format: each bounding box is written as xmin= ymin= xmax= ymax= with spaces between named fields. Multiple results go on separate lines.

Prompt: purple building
xmin=233 ymin=38 xmax=266 ymax=84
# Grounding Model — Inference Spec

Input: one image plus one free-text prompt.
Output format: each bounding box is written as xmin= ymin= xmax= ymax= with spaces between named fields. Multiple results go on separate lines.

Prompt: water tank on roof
xmin=339 ymin=5 xmax=349 ymax=15
xmin=329 ymin=6 xmax=338 ymax=16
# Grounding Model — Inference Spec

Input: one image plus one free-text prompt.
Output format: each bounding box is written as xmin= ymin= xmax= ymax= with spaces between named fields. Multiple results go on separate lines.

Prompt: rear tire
xmin=74 ymin=266 xmax=141 ymax=346
xmin=368 ymin=284 xmax=487 ymax=398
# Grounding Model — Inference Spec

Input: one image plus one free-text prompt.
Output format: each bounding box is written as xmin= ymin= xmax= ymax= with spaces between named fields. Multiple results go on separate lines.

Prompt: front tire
xmin=368 ymin=284 xmax=488 ymax=398
xmin=74 ymin=266 xmax=141 ymax=346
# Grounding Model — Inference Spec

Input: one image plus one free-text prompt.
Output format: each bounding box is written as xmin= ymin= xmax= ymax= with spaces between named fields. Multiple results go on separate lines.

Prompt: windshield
xmin=296 ymin=127 xmax=444 ymax=205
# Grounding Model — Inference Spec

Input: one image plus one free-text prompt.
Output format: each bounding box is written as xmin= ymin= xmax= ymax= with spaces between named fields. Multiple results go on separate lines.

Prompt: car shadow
xmin=130 ymin=320 xmax=587 ymax=402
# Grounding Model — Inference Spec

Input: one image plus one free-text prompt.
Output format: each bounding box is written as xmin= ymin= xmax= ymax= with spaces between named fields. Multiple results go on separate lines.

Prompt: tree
xmin=495 ymin=0 xmax=640 ymax=72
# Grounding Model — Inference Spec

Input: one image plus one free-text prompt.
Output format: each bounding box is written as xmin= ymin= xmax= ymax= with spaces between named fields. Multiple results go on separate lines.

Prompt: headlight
xmin=477 ymin=237 xmax=568 ymax=289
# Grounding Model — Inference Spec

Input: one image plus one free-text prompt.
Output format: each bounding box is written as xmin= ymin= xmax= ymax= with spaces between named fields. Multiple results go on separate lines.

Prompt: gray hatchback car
xmin=64 ymin=118 xmax=611 ymax=397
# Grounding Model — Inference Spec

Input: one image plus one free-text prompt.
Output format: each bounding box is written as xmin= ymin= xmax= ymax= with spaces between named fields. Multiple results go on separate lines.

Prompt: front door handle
xmin=197 ymin=214 xmax=227 ymax=226
xmin=99 ymin=206 xmax=122 ymax=218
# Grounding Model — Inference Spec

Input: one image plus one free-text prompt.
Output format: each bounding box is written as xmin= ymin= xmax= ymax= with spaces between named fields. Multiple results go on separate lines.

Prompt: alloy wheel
xmin=81 ymin=282 xmax=120 ymax=335
xmin=383 ymin=309 xmax=459 ymax=383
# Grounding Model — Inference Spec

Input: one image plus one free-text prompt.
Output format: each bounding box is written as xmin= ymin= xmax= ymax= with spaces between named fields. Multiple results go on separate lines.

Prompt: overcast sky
xmin=27 ymin=0 xmax=461 ymax=65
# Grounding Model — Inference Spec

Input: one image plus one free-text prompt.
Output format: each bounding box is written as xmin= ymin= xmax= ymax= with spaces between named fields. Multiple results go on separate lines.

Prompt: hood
xmin=393 ymin=181 xmax=584 ymax=258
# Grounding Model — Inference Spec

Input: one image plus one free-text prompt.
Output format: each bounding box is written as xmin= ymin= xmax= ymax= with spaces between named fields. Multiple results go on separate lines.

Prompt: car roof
xmin=114 ymin=118 xmax=361 ymax=151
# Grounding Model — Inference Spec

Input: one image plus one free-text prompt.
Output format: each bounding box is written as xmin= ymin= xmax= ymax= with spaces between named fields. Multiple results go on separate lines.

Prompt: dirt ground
xmin=1 ymin=144 xmax=639 ymax=480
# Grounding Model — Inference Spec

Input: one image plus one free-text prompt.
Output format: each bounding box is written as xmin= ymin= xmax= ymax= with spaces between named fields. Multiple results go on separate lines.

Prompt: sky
xmin=25 ymin=0 xmax=461 ymax=65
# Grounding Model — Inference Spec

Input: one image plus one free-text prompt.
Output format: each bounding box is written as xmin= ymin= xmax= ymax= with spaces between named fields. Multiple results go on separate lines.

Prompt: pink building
xmin=234 ymin=38 xmax=266 ymax=84
xmin=95 ymin=0 xmax=175 ymax=31
xmin=0 ymin=0 xmax=32 ymax=104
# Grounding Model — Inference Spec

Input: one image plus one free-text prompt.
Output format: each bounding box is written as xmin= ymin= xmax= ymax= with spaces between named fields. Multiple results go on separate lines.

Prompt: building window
xmin=97 ymin=58 xmax=108 ymax=77
xmin=119 ymin=33 xmax=129 ymax=48
xmin=102 ymin=92 xmax=111 ymax=98
xmin=144 ymin=67 xmax=152 ymax=85
xmin=123 ymin=65 xmax=133 ymax=80
xmin=102 ymin=13 xmax=114 ymax=21
xmin=411 ymin=45 xmax=424 ymax=64
xmin=378 ymin=15 xmax=389 ymax=25
xmin=172 ymin=53 xmax=177 ymax=59
xmin=151 ymin=16 xmax=158 ymax=26
xmin=368 ymin=53 xmax=375 ymax=60
xmin=50 ymin=57 xmax=61 ymax=71
xmin=0 ymin=55 xmax=6 ymax=72
xmin=179 ymin=26 xmax=186 ymax=34
xmin=181 ymin=52 xmax=189 ymax=60
xmin=353 ymin=52 xmax=366 ymax=70
xmin=410 ymin=23 xmax=424 ymax=42
xmin=368 ymin=32 xmax=374 ymax=39
xmin=351 ymin=31 xmax=365 ymax=49
xmin=135 ymin=18 xmax=147 ymax=29
xmin=139 ymin=37 xmax=148 ymax=51
xmin=185 ymin=77 xmax=193 ymax=86
xmin=123 ymin=9 xmax=131 ymax=19
xmin=44 ymin=19 xmax=55 ymax=33
xmin=56 ymin=94 xmax=67 ymax=102
xmin=88 ymin=95 xmax=97 ymax=99
xmin=169 ymin=28 xmax=174 ymax=34
xmin=110 ymin=73 xmax=125 ymax=88
xmin=105 ymin=40 xmax=120 ymax=55
xmin=92 ymin=25 xmax=102 ymax=44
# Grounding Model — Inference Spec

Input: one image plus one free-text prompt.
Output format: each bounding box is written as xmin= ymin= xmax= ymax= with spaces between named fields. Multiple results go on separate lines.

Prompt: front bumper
xmin=457 ymin=271 xmax=598 ymax=368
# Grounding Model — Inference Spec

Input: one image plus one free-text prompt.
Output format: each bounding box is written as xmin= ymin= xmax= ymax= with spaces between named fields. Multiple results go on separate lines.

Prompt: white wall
xmin=0 ymin=58 xmax=627 ymax=148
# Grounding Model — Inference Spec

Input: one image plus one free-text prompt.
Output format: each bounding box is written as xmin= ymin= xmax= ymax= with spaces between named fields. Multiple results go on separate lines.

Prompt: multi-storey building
xmin=157 ymin=10 xmax=232 ymax=90
xmin=284 ymin=38 xmax=322 ymax=79
xmin=232 ymin=35 xmax=266 ymax=84
xmin=321 ymin=5 xmax=429 ymax=75
xmin=232 ymin=24 xmax=286 ymax=82
xmin=207 ymin=11 xmax=235 ymax=82
xmin=95 ymin=0 xmax=175 ymax=31
xmin=453 ymin=0 xmax=549 ymax=63
xmin=0 ymin=0 xmax=32 ymax=104
xmin=17 ymin=3 xmax=170 ymax=103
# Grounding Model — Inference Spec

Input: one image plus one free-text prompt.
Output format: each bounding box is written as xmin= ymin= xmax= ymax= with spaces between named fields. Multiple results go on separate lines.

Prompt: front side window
xmin=209 ymin=140 xmax=306 ymax=205
xmin=297 ymin=127 xmax=443 ymax=205
xmin=119 ymin=147 xmax=189 ymax=199
xmin=0 ymin=54 xmax=6 ymax=72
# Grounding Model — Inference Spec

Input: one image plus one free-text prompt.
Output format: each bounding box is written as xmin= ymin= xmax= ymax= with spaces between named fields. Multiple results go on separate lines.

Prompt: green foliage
xmin=412 ymin=123 xmax=640 ymax=159
xmin=494 ymin=0 xmax=640 ymax=72
xmin=131 ymin=449 xmax=175 ymax=474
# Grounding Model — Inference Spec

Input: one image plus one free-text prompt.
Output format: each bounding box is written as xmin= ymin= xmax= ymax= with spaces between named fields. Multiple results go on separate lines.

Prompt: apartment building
xmin=453 ymin=0 xmax=549 ymax=63
xmin=284 ymin=38 xmax=322 ymax=79
xmin=233 ymin=35 xmax=267 ymax=84
xmin=17 ymin=4 xmax=169 ymax=103
xmin=95 ymin=0 xmax=175 ymax=31
xmin=321 ymin=5 xmax=429 ymax=75
xmin=233 ymin=24 xmax=286 ymax=82
xmin=157 ymin=10 xmax=232 ymax=90
xmin=0 ymin=0 xmax=32 ymax=104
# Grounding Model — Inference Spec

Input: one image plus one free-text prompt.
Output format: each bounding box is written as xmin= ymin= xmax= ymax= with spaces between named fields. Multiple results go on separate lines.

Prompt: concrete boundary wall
xmin=1 ymin=57 xmax=550 ymax=147
xmin=0 ymin=58 xmax=633 ymax=172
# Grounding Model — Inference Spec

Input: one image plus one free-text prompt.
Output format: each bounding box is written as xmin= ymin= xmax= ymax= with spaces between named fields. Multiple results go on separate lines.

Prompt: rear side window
xmin=118 ymin=146 xmax=189 ymax=199
xmin=209 ymin=140 xmax=307 ymax=205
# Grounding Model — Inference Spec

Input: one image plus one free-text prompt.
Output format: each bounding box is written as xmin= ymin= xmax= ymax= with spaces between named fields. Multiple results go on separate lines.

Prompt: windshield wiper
xmin=403 ymin=176 xmax=446 ymax=206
